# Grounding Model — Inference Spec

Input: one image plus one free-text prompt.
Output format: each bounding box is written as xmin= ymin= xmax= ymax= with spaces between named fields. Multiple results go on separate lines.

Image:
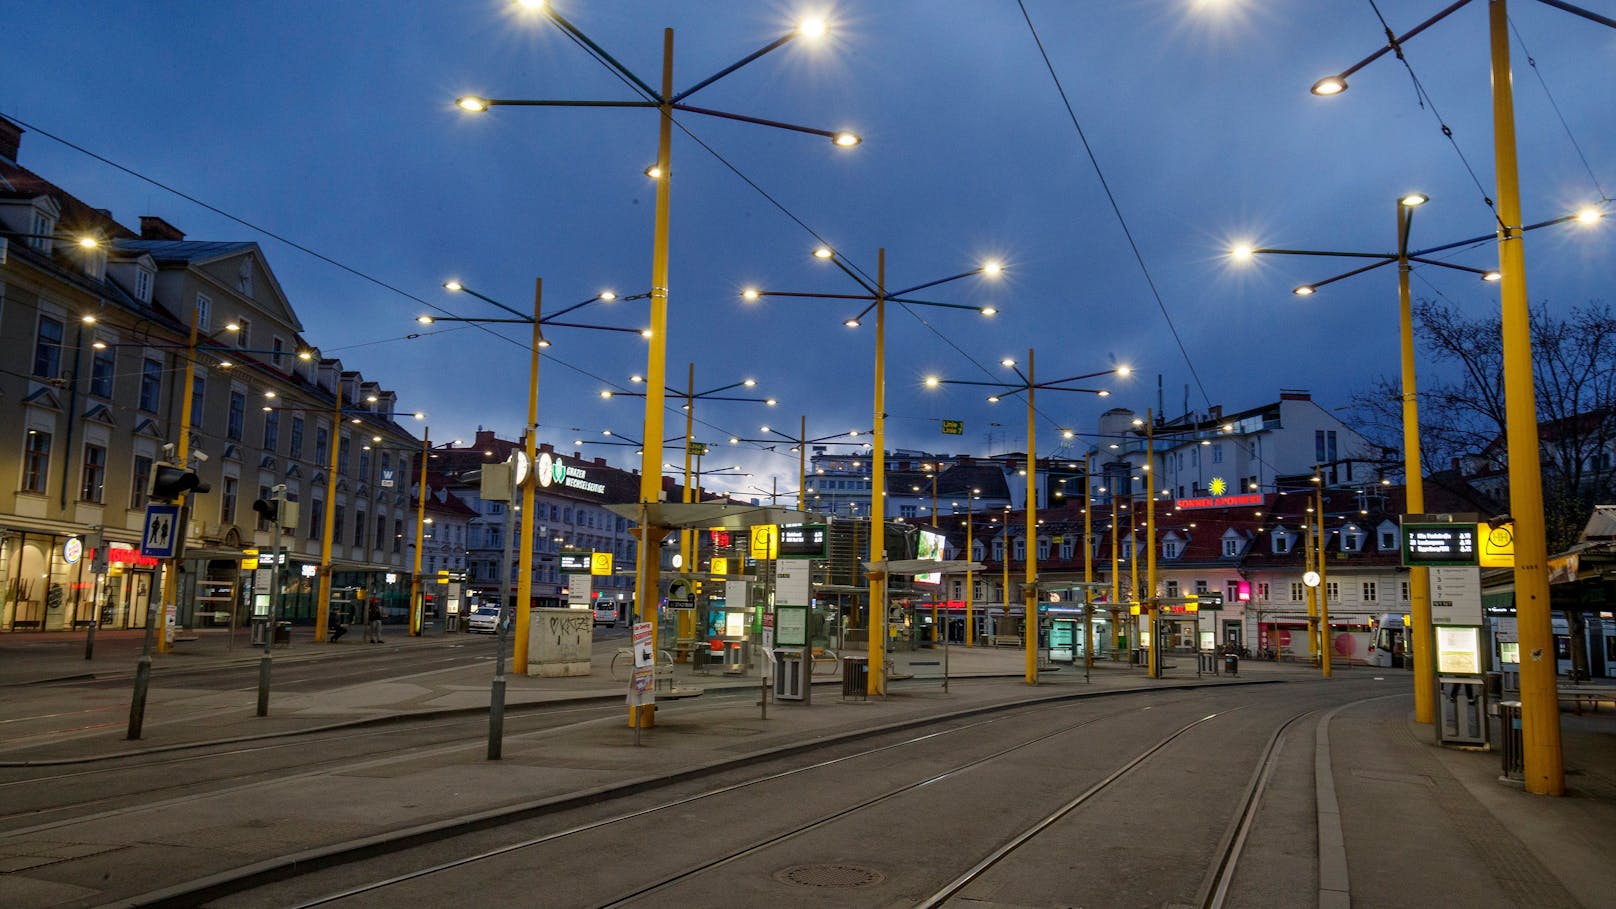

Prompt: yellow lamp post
xmin=925 ymin=357 xmax=1126 ymax=684
xmin=956 ymin=488 xmax=982 ymax=647
xmin=426 ymin=279 xmax=633 ymax=670
xmin=1308 ymin=0 xmax=1616 ymax=797
xmin=741 ymin=421 xmax=869 ymax=513
xmin=1234 ymin=197 xmax=1602 ymax=716
xmin=459 ymin=7 xmax=856 ymax=727
xmin=746 ymin=250 xmax=1002 ymax=695
xmin=1315 ymin=471 xmax=1332 ymax=679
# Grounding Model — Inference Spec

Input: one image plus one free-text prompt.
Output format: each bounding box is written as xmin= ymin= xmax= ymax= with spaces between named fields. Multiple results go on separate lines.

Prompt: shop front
xmin=1 ymin=530 xmax=158 ymax=633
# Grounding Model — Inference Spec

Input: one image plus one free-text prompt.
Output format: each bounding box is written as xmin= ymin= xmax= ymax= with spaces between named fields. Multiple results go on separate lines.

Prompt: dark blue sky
xmin=6 ymin=1 xmax=1610 ymax=497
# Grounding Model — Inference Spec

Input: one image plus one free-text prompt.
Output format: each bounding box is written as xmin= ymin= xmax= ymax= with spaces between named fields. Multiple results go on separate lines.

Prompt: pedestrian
xmin=367 ymin=599 xmax=383 ymax=643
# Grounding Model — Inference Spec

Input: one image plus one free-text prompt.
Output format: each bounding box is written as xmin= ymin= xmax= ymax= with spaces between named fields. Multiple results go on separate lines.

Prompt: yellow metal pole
xmin=1489 ymin=0 xmax=1561 ymax=795
xmin=1318 ymin=478 xmax=1332 ymax=678
xmin=965 ymin=505 xmax=974 ymax=647
xmin=677 ymin=364 xmax=697 ymax=648
xmin=158 ymin=308 xmax=201 ymax=655
xmin=930 ymin=464 xmax=939 ymax=645
xmin=1305 ymin=513 xmax=1318 ymax=661
xmin=315 ymin=386 xmax=340 ymax=643
xmin=410 ymin=428 xmax=429 ymax=635
xmin=631 ymin=28 xmax=675 ymax=729
xmin=513 ymin=278 xmax=542 ymax=674
xmin=1084 ymin=452 xmax=1094 ymax=672
xmin=1398 ymin=202 xmax=1436 ymax=720
xmin=1110 ymin=489 xmax=1120 ymax=656
xmin=1145 ymin=411 xmax=1161 ymax=678
xmin=868 ymin=248 xmax=887 ymax=697
xmin=1024 ymin=348 xmax=1038 ymax=685
xmin=796 ymin=415 xmax=807 ymax=512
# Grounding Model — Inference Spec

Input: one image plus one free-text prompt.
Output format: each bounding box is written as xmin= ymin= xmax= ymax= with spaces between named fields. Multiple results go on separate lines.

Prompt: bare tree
xmin=1346 ymin=299 xmax=1616 ymax=551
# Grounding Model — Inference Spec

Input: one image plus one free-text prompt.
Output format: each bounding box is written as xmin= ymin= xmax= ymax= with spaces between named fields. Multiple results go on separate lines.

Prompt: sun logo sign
xmin=1208 ymin=476 xmax=1229 ymax=497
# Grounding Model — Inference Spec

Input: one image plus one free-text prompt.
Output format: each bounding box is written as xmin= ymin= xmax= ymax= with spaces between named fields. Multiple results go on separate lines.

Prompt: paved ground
xmin=1 ymin=626 xmax=1612 ymax=907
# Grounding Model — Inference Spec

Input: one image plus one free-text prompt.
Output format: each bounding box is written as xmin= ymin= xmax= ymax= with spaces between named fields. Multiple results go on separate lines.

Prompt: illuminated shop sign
xmin=535 ymin=452 xmax=605 ymax=495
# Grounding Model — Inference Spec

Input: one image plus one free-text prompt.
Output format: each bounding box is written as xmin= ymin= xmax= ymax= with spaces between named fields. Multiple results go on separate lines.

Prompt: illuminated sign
xmin=96 ymin=544 xmax=160 ymax=569
xmin=914 ymin=528 xmax=946 ymax=584
xmin=590 ymin=552 xmax=614 ymax=576
xmin=941 ymin=419 xmax=964 ymax=436
xmin=1174 ymin=492 xmax=1264 ymax=510
xmin=750 ymin=524 xmax=779 ymax=559
xmin=1402 ymin=522 xmax=1478 ymax=567
xmin=534 ymin=452 xmax=605 ymax=495
xmin=559 ymin=550 xmax=593 ymax=573
xmin=1479 ymin=522 xmax=1514 ymax=568
xmin=710 ymin=557 xmax=729 ymax=576
xmin=709 ymin=529 xmax=732 ymax=548
xmin=777 ymin=524 xmax=826 ymax=559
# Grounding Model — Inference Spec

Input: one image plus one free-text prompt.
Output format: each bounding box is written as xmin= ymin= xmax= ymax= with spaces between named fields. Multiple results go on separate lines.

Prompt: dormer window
xmin=1343 ymin=525 xmax=1365 ymax=552
xmin=134 ymin=267 xmax=153 ymax=303
xmin=1377 ymin=520 xmax=1399 ymax=551
xmin=1162 ymin=539 xmax=1181 ymax=559
xmin=1272 ymin=527 xmax=1293 ymax=554
xmin=1221 ymin=530 xmax=1245 ymax=558
xmin=195 ymin=294 xmax=212 ymax=332
xmin=29 ymin=209 xmax=54 ymax=251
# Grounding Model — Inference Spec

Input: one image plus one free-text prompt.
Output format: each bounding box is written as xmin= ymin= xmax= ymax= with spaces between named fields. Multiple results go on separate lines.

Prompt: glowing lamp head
xmin=987 ymin=395 xmax=1000 ymax=404
xmin=843 ymin=318 xmax=861 ymax=329
xmin=1293 ymin=285 xmax=1316 ymax=297
xmin=77 ymin=236 xmax=100 ymax=249
xmin=416 ymin=315 xmax=434 ymax=325
xmin=1577 ymin=207 xmax=1602 ymax=224
xmin=1116 ymin=365 xmax=1131 ymax=376
xmin=982 ymin=260 xmax=1003 ymax=276
xmin=798 ymin=17 xmax=826 ymax=37
xmin=1230 ymin=243 xmax=1254 ymax=261
xmin=1482 ymin=271 xmax=1502 ymax=282
xmin=1000 ymin=358 xmax=1016 ymax=368
xmin=743 ymin=378 xmax=756 ymax=387
xmin=444 ymin=280 xmax=463 ymax=292
xmin=979 ymin=306 xmax=997 ymax=317
xmin=924 ymin=376 xmax=939 ymax=388
xmin=1310 ymin=75 xmax=1347 ymax=96
xmin=599 ymin=290 xmax=617 ymax=301
xmin=456 ymin=96 xmax=490 ymax=113
xmin=644 ymin=164 xmax=663 ymax=180
xmin=832 ymin=131 xmax=861 ymax=148
xmin=1399 ymin=192 xmax=1429 ymax=208
xmin=813 ymin=246 xmax=834 ymax=259
xmin=599 ymin=390 xmax=613 ymax=399
xmin=742 ymin=287 xmax=760 ymax=300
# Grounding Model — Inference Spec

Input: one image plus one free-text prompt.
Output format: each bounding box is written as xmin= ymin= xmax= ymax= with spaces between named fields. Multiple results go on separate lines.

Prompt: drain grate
xmin=774 ymin=863 xmax=886 ymax=888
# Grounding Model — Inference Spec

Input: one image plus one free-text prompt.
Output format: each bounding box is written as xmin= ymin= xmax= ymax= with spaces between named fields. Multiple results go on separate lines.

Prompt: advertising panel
xmin=915 ymin=528 xmax=946 ymax=585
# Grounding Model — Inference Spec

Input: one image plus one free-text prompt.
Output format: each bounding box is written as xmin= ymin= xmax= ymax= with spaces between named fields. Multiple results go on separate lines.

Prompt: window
xmin=1401 ymin=581 xmax=1410 ymax=601
xmin=190 ymin=375 xmax=205 ymax=427
xmin=221 ymin=476 xmax=238 ymax=527
xmin=1165 ymin=579 xmax=1180 ymax=598
xmin=1326 ymin=581 xmax=1339 ymax=600
xmin=1212 ymin=443 xmax=1224 ymax=464
xmin=235 ymin=318 xmax=251 ymax=349
xmin=1380 ymin=529 xmax=1397 ymax=550
xmin=333 ymin=506 xmax=345 ymax=545
xmin=358 ymin=446 xmax=370 ymax=480
xmin=1315 ymin=429 xmax=1338 ymax=465
xmin=315 ymin=427 xmax=329 ymax=466
xmin=237 ymin=258 xmax=254 ymax=296
xmin=195 ymin=294 xmax=211 ymax=332
xmin=1343 ymin=528 xmax=1365 ymax=552
xmin=29 ymin=209 xmax=54 ymax=250
xmin=263 ymin=410 xmax=280 ymax=453
xmin=354 ymin=510 xmax=367 ymax=547
xmin=290 ymin=417 xmax=305 ymax=459
xmin=992 ymin=540 xmax=1003 ymax=561
xmin=308 ymin=497 xmax=324 ymax=540
xmin=376 ymin=514 xmax=387 ymax=550
xmin=1227 ymin=580 xmax=1241 ymax=604
xmin=140 ymin=358 xmax=163 ymax=412
xmin=1256 ymin=582 xmax=1269 ymax=601
xmin=257 ymin=485 xmax=273 ymax=531
xmin=1363 ymin=581 xmax=1378 ymax=601
xmin=134 ymin=267 xmax=153 ymax=303
xmin=1037 ymin=538 xmax=1050 ymax=559
xmin=22 ymin=430 xmax=52 ymax=493
xmin=1222 ymin=536 xmax=1242 ymax=557
xmin=33 ymin=315 xmax=63 ymax=379
xmin=1290 ymin=581 xmax=1304 ymax=601
xmin=338 ymin=435 xmax=350 ymax=474
xmin=80 ymin=443 xmax=106 ymax=503
xmin=394 ymin=519 xmax=404 ymax=554
xmin=899 ymin=504 xmax=916 ymax=518
xmin=1162 ymin=539 xmax=1181 ymax=559
xmin=1273 ymin=531 xmax=1291 ymax=554
xmin=1121 ymin=539 xmax=1133 ymax=559
xmin=272 ymin=336 xmax=286 ymax=368
xmin=227 ymin=391 xmax=245 ymax=440
xmin=89 ymin=345 xmax=115 ymax=398
xmin=1014 ymin=539 xmax=1025 ymax=560
xmin=131 ymin=456 xmax=153 ymax=508
xmin=1059 ymin=539 xmax=1074 ymax=559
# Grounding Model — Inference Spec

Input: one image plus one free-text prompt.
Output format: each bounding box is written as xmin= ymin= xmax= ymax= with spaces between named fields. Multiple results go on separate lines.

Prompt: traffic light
xmin=148 ymin=462 xmax=209 ymax=502
xmin=251 ymin=497 xmax=300 ymax=530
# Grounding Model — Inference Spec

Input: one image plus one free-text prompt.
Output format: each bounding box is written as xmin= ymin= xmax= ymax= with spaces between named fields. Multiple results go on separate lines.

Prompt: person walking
xmin=366 ymin=599 xmax=383 ymax=643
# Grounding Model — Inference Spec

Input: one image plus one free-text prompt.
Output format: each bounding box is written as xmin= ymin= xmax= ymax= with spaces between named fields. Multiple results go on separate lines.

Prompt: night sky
xmin=5 ymin=1 xmax=1610 ymax=497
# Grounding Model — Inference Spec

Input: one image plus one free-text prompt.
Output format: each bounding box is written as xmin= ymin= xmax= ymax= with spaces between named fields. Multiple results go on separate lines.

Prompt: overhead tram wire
xmin=1363 ymin=0 xmax=1506 ymax=230
xmin=1507 ymin=14 xmax=1611 ymax=203
xmin=1014 ymin=1 xmax=1213 ymax=414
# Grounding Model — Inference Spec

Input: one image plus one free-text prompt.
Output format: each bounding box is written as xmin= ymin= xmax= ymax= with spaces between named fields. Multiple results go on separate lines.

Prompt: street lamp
xmin=427 ymin=278 xmax=636 ymax=672
xmin=458 ymin=6 xmax=857 ymax=730
xmin=738 ymin=420 xmax=870 ymax=512
xmin=927 ymin=355 xmax=1125 ymax=684
xmin=1309 ymin=0 xmax=1616 ymax=798
xmin=1232 ymin=198 xmax=1604 ymax=712
xmin=746 ymin=248 xmax=1002 ymax=694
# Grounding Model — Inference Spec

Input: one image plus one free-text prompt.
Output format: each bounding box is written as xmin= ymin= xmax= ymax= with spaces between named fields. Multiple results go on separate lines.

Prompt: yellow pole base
xmin=629 ymin=704 xmax=655 ymax=728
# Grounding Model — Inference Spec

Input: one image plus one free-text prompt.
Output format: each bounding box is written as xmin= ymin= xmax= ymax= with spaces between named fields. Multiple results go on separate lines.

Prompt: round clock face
xmin=1303 ymin=570 xmax=1322 ymax=588
xmin=1489 ymin=526 xmax=1513 ymax=547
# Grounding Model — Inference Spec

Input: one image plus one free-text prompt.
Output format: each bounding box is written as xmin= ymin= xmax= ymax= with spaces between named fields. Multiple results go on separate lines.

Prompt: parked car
xmin=466 ymin=605 xmax=501 ymax=634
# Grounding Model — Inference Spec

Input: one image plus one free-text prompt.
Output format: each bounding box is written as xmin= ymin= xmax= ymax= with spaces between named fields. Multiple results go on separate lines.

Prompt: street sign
xmin=777 ymin=524 xmax=826 ymax=559
xmin=559 ymin=550 xmax=592 ymax=573
xmin=590 ymin=552 xmax=613 ymax=576
xmin=689 ymin=441 xmax=708 ymax=456
xmin=140 ymin=504 xmax=183 ymax=559
xmin=380 ymin=467 xmax=395 ymax=488
xmin=1479 ymin=521 xmax=1514 ymax=568
xmin=941 ymin=419 xmax=964 ymax=436
xmin=241 ymin=548 xmax=259 ymax=570
xmin=750 ymin=524 xmax=779 ymax=559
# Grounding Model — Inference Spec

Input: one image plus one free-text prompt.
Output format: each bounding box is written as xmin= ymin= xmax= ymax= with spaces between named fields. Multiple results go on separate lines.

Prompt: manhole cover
xmin=774 ymin=863 xmax=886 ymax=888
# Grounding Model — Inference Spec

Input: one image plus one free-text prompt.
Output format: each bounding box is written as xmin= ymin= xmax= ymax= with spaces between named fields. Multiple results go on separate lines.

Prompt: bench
xmin=11 ymin=620 xmax=43 ymax=630
xmin=1560 ymin=687 xmax=1615 ymax=715
xmin=994 ymin=635 xmax=1023 ymax=648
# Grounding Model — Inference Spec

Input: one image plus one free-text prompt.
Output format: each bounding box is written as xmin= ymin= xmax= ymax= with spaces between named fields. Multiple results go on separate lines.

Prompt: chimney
xmin=474 ymin=429 xmax=497 ymax=448
xmin=139 ymin=216 xmax=186 ymax=241
xmin=1279 ymin=389 xmax=1312 ymax=402
xmin=0 ymin=117 xmax=22 ymax=163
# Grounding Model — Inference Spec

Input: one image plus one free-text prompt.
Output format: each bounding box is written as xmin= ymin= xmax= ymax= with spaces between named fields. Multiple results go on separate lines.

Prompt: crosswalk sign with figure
xmin=141 ymin=504 xmax=183 ymax=559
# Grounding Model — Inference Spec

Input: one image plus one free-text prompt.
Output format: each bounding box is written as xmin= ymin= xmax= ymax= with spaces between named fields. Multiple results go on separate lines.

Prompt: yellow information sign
xmin=241 ymin=548 xmax=259 ymax=570
xmin=750 ymin=524 xmax=778 ymax=559
xmin=1478 ymin=522 xmax=1515 ymax=568
xmin=710 ymin=557 xmax=729 ymax=577
xmin=590 ymin=552 xmax=614 ymax=576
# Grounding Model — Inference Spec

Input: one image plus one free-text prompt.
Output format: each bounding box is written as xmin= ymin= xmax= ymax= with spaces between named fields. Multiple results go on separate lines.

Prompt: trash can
xmin=273 ymin=621 xmax=292 ymax=648
xmin=1223 ymin=652 xmax=1239 ymax=676
xmin=1499 ymin=700 xmax=1524 ymax=780
xmin=250 ymin=618 xmax=270 ymax=646
xmin=445 ymin=614 xmax=459 ymax=633
xmin=773 ymin=648 xmax=809 ymax=703
xmin=843 ymin=655 xmax=869 ymax=701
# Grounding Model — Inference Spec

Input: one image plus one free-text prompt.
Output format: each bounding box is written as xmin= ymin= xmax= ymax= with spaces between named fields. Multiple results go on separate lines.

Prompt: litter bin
xmin=1223 ymin=652 xmax=1239 ymax=676
xmin=1499 ymin=700 xmax=1524 ymax=780
xmin=250 ymin=618 xmax=270 ymax=646
xmin=773 ymin=648 xmax=809 ymax=703
xmin=445 ymin=614 xmax=459 ymax=633
xmin=843 ymin=655 xmax=869 ymax=701
xmin=273 ymin=621 xmax=292 ymax=648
